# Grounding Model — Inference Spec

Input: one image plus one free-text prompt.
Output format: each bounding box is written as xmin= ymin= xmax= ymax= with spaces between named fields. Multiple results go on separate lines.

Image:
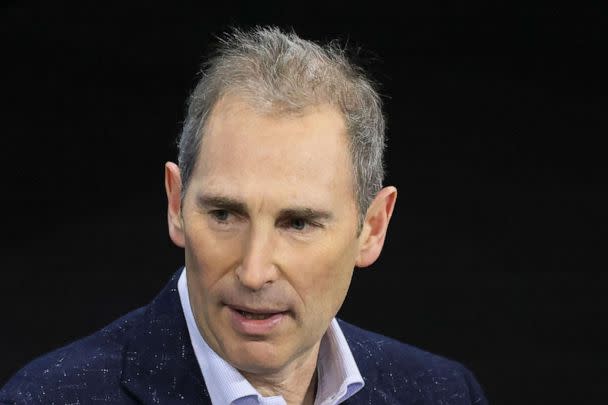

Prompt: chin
xmin=225 ymin=339 xmax=292 ymax=374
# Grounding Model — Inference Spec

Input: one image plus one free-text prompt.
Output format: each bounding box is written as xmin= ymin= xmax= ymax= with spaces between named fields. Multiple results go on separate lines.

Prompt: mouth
xmin=228 ymin=304 xmax=289 ymax=318
xmin=235 ymin=310 xmax=281 ymax=320
xmin=226 ymin=304 xmax=290 ymax=335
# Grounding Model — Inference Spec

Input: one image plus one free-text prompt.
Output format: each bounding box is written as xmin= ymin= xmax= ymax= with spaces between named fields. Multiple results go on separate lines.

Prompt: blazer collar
xmin=120 ymin=268 xmax=211 ymax=404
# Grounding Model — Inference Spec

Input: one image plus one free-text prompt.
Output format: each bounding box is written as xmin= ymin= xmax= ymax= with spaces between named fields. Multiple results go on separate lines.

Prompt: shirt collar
xmin=177 ymin=268 xmax=364 ymax=405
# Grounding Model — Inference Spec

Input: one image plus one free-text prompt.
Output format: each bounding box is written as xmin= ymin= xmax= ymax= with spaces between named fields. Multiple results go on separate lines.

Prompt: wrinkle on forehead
xmin=190 ymin=95 xmax=357 ymax=217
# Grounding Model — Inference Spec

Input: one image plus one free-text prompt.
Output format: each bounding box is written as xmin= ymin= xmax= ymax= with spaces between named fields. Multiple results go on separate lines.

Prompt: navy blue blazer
xmin=1 ymin=270 xmax=488 ymax=404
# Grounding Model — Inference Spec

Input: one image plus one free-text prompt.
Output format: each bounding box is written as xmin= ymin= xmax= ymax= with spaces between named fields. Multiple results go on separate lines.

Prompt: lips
xmin=226 ymin=304 xmax=289 ymax=335
xmin=228 ymin=303 xmax=289 ymax=316
xmin=236 ymin=310 xmax=278 ymax=320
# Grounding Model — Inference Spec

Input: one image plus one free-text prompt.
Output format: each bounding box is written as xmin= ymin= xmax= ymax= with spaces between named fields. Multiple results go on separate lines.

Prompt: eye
xmin=290 ymin=218 xmax=307 ymax=231
xmin=283 ymin=217 xmax=322 ymax=232
xmin=209 ymin=209 xmax=230 ymax=222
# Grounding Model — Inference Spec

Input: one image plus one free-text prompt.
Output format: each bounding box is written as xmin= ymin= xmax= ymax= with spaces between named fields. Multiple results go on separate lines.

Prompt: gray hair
xmin=178 ymin=26 xmax=386 ymax=225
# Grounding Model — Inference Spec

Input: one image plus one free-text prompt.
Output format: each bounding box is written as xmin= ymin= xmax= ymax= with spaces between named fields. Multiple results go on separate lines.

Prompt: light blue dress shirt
xmin=177 ymin=268 xmax=364 ymax=405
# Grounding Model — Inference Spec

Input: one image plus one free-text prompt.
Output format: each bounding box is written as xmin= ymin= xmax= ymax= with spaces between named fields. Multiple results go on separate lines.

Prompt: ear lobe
xmin=355 ymin=186 xmax=397 ymax=268
xmin=165 ymin=162 xmax=186 ymax=248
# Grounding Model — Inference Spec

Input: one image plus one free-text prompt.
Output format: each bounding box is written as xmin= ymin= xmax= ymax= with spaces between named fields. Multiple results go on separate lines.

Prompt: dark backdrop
xmin=2 ymin=3 xmax=606 ymax=404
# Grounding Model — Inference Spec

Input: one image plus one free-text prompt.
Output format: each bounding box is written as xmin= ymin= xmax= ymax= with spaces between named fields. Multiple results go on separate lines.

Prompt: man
xmin=1 ymin=27 xmax=487 ymax=404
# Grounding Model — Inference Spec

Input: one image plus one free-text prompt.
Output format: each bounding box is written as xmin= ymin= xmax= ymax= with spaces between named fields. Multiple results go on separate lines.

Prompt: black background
xmin=2 ymin=2 xmax=606 ymax=404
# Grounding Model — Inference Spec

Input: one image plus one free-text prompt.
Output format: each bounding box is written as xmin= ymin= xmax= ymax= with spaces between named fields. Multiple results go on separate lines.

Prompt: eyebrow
xmin=196 ymin=194 xmax=248 ymax=216
xmin=277 ymin=207 xmax=333 ymax=223
xmin=195 ymin=193 xmax=334 ymax=222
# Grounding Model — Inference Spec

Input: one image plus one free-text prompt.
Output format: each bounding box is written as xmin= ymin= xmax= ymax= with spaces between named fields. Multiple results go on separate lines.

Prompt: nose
xmin=235 ymin=226 xmax=279 ymax=291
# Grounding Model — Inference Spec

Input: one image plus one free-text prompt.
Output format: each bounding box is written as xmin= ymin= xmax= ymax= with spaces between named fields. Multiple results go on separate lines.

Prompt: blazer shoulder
xmin=0 ymin=306 xmax=146 ymax=404
xmin=339 ymin=319 xmax=488 ymax=404
xmin=339 ymin=319 xmax=458 ymax=369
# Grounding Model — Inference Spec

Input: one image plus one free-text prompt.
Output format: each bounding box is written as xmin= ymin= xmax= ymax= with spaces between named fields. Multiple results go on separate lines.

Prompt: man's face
xmin=177 ymin=95 xmax=364 ymax=375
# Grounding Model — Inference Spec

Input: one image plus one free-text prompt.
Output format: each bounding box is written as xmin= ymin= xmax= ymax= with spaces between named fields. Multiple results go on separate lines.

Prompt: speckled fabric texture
xmin=1 ymin=269 xmax=488 ymax=404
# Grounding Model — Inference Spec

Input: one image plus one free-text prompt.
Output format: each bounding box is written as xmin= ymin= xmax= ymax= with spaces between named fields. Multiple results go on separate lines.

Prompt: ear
xmin=165 ymin=162 xmax=186 ymax=248
xmin=355 ymin=186 xmax=397 ymax=268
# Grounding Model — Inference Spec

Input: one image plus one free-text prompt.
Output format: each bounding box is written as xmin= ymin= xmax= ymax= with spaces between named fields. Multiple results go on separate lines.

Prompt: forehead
xmin=191 ymin=95 xmax=356 ymax=209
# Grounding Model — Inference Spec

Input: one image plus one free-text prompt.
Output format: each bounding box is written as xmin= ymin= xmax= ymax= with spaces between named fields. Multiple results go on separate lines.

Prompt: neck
xmin=241 ymin=343 xmax=320 ymax=405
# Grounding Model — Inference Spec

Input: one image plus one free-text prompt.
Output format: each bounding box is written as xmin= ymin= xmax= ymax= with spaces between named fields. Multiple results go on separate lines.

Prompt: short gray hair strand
xmin=177 ymin=26 xmax=386 ymax=226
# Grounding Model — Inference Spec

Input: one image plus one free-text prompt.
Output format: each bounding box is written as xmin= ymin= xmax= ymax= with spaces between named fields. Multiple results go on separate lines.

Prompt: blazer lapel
xmin=120 ymin=269 xmax=212 ymax=404
xmin=336 ymin=319 xmax=376 ymax=405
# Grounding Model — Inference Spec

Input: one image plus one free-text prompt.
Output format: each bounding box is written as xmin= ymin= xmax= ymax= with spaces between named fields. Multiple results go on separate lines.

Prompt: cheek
xmin=184 ymin=223 xmax=241 ymax=291
xmin=289 ymin=237 xmax=358 ymax=316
